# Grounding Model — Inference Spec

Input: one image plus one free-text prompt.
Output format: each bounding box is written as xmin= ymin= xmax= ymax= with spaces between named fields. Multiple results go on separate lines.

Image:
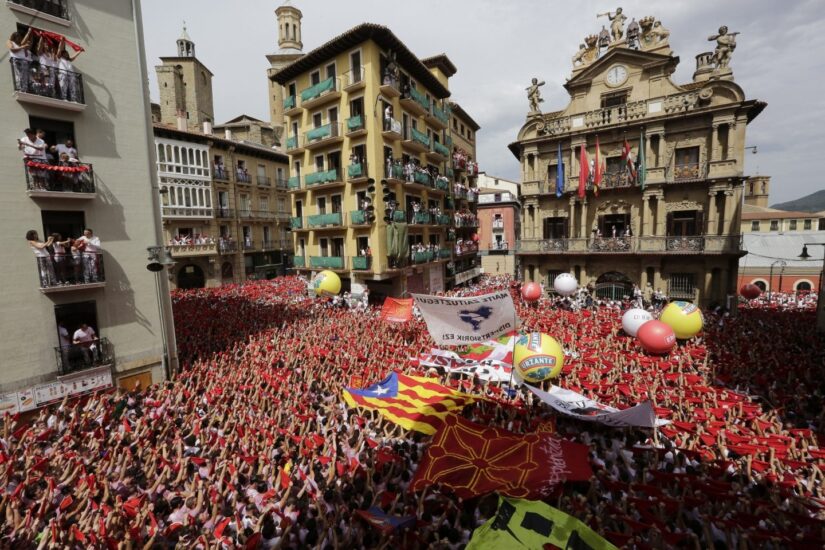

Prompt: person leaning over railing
xmin=74 ymin=228 xmax=101 ymax=283
xmin=7 ymin=28 xmax=34 ymax=93
xmin=36 ymin=34 xmax=58 ymax=98
xmin=57 ymin=37 xmax=83 ymax=102
xmin=26 ymin=230 xmax=57 ymax=287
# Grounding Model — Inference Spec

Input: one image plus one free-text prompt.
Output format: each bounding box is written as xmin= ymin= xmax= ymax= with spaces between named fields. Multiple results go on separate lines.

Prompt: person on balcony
xmin=51 ymin=233 xmax=72 ymax=283
xmin=27 ymin=229 xmax=56 ymax=287
xmin=7 ymin=28 xmax=34 ymax=93
xmin=383 ymin=105 xmax=393 ymax=131
xmin=72 ymin=322 xmax=99 ymax=365
xmin=36 ymin=35 xmax=58 ymax=98
xmin=18 ymin=128 xmax=48 ymax=190
xmin=75 ymin=228 xmax=101 ymax=283
xmin=57 ymin=37 xmax=83 ymax=102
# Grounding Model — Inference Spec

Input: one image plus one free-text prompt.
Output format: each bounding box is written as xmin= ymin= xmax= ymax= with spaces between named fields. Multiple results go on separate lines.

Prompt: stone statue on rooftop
xmin=598 ymin=7 xmax=627 ymax=43
xmin=572 ymin=35 xmax=600 ymax=68
xmin=709 ymin=25 xmax=739 ymax=68
xmin=639 ymin=16 xmax=670 ymax=50
xmin=526 ymin=78 xmax=545 ymax=114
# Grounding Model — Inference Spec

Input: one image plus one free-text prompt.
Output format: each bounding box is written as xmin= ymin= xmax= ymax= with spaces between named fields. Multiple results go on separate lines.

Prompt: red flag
xmin=380 ymin=297 xmax=414 ymax=323
xmin=366 ymin=438 xmax=379 ymax=449
xmin=121 ymin=417 xmax=131 ymax=434
xmin=578 ymin=143 xmax=589 ymax=198
xmin=214 ymin=517 xmax=231 ymax=539
xmin=410 ymin=415 xmax=592 ymax=499
xmin=279 ymin=468 xmax=290 ymax=490
xmin=593 ymin=135 xmax=602 ymax=196
xmin=32 ymin=29 xmax=85 ymax=52
xmin=71 ymin=525 xmax=86 ymax=544
xmin=621 ymin=138 xmax=636 ymax=182
xmin=149 ymin=512 xmax=158 ymax=536
xmin=60 ymin=495 xmax=74 ymax=511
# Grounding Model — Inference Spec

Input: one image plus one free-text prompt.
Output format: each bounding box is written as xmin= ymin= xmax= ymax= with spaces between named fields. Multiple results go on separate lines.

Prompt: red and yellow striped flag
xmin=342 ymin=372 xmax=475 ymax=434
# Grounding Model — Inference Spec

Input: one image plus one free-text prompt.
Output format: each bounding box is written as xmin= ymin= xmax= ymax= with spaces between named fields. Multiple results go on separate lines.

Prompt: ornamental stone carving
xmin=666 ymin=199 xmax=703 ymax=212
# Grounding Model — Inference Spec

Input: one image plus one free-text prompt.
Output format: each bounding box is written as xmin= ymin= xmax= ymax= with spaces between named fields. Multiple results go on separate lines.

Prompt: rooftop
xmin=270 ymin=23 xmax=450 ymax=98
xmin=449 ymin=101 xmax=480 ymax=131
xmin=153 ymin=123 xmax=288 ymax=161
xmin=742 ymin=203 xmax=822 ymax=220
xmin=741 ymin=232 xmax=825 ymax=267
xmin=421 ymin=53 xmax=457 ymax=78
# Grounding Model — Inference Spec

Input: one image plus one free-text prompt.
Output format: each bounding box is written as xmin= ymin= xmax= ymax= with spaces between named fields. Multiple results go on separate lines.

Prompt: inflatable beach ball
xmin=660 ymin=301 xmax=703 ymax=339
xmin=521 ymin=282 xmax=542 ymax=303
xmin=312 ymin=270 xmax=341 ymax=297
xmin=553 ymin=273 xmax=578 ymax=296
xmin=637 ymin=320 xmax=676 ymax=355
xmin=739 ymin=283 xmax=762 ymax=300
xmin=514 ymin=332 xmax=564 ymax=383
xmin=621 ymin=308 xmax=653 ymax=337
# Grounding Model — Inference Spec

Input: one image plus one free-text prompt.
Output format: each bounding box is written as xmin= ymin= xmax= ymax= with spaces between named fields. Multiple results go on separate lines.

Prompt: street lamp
xmin=146 ymin=246 xmax=176 ymax=379
xmin=799 ymin=243 xmax=825 ymax=333
xmin=768 ymin=259 xmax=786 ymax=302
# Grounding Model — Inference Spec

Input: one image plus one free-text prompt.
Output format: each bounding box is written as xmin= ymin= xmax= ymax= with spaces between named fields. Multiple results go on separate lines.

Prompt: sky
xmin=141 ymin=0 xmax=825 ymax=204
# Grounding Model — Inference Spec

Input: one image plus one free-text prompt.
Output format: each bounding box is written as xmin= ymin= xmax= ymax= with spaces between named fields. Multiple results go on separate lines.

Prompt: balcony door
xmin=598 ymin=214 xmax=630 ymax=237
xmin=542 ymin=217 xmax=567 ymax=239
xmin=42 ymin=210 xmax=85 ymax=241
xmin=331 ymin=195 xmax=342 ymax=214
xmin=667 ymin=210 xmax=703 ymax=236
xmin=332 ymin=238 xmax=344 ymax=257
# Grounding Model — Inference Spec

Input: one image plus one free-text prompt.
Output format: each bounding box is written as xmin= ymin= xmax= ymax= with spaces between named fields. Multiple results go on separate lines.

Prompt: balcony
xmin=261 ymin=240 xmax=290 ymax=251
xmin=352 ymin=256 xmax=371 ymax=270
xmin=305 ymin=122 xmax=343 ymax=150
xmin=236 ymin=171 xmax=253 ymax=184
xmin=489 ymin=241 xmax=509 ymax=251
xmin=666 ymin=235 xmax=705 ymax=252
xmin=286 ymin=135 xmax=305 ymax=154
xmin=24 ymin=159 xmax=95 ymax=199
xmin=400 ymin=87 xmax=430 ymax=116
xmin=344 ymin=67 xmax=366 ymax=91
xmin=290 ymin=217 xmax=304 ymax=230
xmin=385 ymin=163 xmax=405 ymax=182
xmin=434 ymin=176 xmax=450 ymax=192
xmin=288 ymin=176 xmax=301 ymax=191
xmin=300 ymin=77 xmax=341 ymax=110
xmin=382 ymin=117 xmax=403 ymax=141
xmin=436 ymin=214 xmax=452 ymax=226
xmin=238 ymin=209 xmax=253 ymax=220
xmin=242 ymin=239 xmax=256 ymax=251
xmin=412 ymin=170 xmax=432 ymax=188
xmin=307 ymin=212 xmax=343 ymax=228
xmin=492 ymin=219 xmax=505 ymax=230
xmin=439 ymin=248 xmax=453 ymax=259
xmin=213 ymin=165 xmax=231 ymax=182
xmin=445 ymin=167 xmax=454 ymax=180
xmin=310 ymin=256 xmax=344 ymax=269
xmin=402 ymin=127 xmax=431 ymax=154
xmin=219 ymin=239 xmax=238 ymax=254
xmin=379 ymin=77 xmax=401 ymax=98
xmin=346 ymin=115 xmax=367 ymax=137
xmin=392 ymin=210 xmax=407 ymax=223
xmin=350 ymin=210 xmax=372 ymax=225
xmin=10 ymin=59 xmax=85 ymax=111
xmin=216 ymin=207 xmax=234 ymax=219
xmin=425 ymin=104 xmax=449 ymax=130
xmin=305 ymin=168 xmax=342 ymax=188
xmin=347 ymin=162 xmax=369 ymax=183
xmin=669 ymin=162 xmax=706 ymax=183
xmin=36 ymin=253 xmax=105 ymax=293
xmin=168 ymin=243 xmax=219 ymax=257
xmin=161 ymin=206 xmax=213 ymax=219
xmin=413 ymin=250 xmax=435 ymax=264
xmin=454 ymin=217 xmax=479 ymax=229
xmin=257 ymin=175 xmax=271 ymax=187
xmin=590 ymin=237 xmax=633 ymax=252
xmin=412 ymin=211 xmax=432 ymax=224
xmin=293 ymin=255 xmax=305 ymax=268
xmin=455 ymin=243 xmax=479 ymax=256
xmin=275 ymin=177 xmax=289 ymax=190
xmin=432 ymin=140 xmax=450 ymax=159
xmin=274 ymin=210 xmax=291 ymax=222
xmin=283 ymin=95 xmax=302 ymax=117
xmin=9 ymin=0 xmax=70 ymax=24
xmin=55 ymin=338 xmax=114 ymax=377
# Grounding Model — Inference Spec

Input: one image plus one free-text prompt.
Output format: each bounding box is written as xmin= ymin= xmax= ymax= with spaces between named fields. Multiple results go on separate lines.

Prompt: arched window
xmin=795 ymin=280 xmax=812 ymax=292
xmin=752 ymin=280 xmax=767 ymax=291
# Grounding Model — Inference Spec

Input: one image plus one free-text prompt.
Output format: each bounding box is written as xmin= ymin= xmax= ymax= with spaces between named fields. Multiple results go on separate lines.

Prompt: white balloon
xmin=553 ymin=273 xmax=578 ymax=296
xmin=622 ymin=308 xmax=653 ymax=337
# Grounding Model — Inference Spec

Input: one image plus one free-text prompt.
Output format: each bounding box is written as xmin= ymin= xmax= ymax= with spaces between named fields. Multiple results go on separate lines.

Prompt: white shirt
xmin=19 ymin=136 xmax=43 ymax=158
xmin=73 ymin=326 xmax=96 ymax=344
xmin=58 ymin=326 xmax=71 ymax=347
xmin=77 ymin=235 xmax=100 ymax=253
xmin=9 ymin=42 xmax=30 ymax=61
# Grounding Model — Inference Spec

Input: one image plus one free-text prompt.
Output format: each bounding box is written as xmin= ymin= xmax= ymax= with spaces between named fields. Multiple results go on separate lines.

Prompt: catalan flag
xmin=342 ymin=372 xmax=474 ymax=434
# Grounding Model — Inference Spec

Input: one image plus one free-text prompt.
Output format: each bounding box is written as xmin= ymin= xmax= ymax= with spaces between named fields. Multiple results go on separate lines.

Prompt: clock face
xmin=606 ymin=65 xmax=628 ymax=86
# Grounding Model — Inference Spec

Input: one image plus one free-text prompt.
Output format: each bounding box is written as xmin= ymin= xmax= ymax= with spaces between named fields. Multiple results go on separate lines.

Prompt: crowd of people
xmin=169 ymin=235 xmax=216 ymax=247
xmin=1 ymin=275 xmax=823 ymax=548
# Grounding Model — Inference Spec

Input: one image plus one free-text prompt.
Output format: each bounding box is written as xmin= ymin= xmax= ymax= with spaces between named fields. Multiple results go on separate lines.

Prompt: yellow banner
xmin=467 ymin=496 xmax=617 ymax=550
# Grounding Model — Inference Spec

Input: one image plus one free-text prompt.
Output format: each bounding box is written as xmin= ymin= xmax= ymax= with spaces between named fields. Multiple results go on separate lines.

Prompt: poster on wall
xmin=17 ymin=389 xmax=35 ymax=412
xmin=0 ymin=393 xmax=19 ymax=415
xmin=429 ymin=266 xmax=445 ymax=294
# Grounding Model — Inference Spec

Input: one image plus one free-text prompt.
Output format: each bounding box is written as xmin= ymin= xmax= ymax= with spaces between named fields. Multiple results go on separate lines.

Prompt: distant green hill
xmin=771 ymin=189 xmax=825 ymax=213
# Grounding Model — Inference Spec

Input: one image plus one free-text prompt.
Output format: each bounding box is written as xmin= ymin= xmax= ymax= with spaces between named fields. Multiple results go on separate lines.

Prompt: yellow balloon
xmin=660 ymin=301 xmax=703 ymax=339
xmin=312 ymin=270 xmax=341 ymax=297
xmin=514 ymin=332 xmax=564 ymax=383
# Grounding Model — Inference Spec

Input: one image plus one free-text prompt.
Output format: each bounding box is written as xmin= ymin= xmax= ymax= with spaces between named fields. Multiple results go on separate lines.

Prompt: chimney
xmin=224 ymin=128 xmax=233 ymax=140
xmin=203 ymin=120 xmax=213 ymax=135
xmin=175 ymin=109 xmax=186 ymax=131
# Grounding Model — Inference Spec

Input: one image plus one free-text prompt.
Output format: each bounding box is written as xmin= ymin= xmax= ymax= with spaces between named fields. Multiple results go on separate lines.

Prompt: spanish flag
xmin=342 ymin=372 xmax=474 ymax=434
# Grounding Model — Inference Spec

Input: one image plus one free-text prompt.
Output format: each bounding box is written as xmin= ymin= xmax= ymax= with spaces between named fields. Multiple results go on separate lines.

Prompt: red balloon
xmin=521 ymin=282 xmax=542 ymax=302
xmin=739 ymin=284 xmax=761 ymax=300
xmin=637 ymin=320 xmax=676 ymax=355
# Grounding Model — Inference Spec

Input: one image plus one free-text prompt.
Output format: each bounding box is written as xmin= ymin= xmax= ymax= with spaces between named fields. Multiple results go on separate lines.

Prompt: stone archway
xmin=177 ymin=264 xmax=205 ymax=289
xmin=595 ymin=271 xmax=634 ymax=301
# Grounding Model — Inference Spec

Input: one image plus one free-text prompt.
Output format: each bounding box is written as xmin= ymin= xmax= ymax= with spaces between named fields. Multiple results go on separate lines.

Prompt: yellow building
xmin=511 ymin=13 xmax=765 ymax=306
xmin=271 ymin=22 xmax=481 ymax=298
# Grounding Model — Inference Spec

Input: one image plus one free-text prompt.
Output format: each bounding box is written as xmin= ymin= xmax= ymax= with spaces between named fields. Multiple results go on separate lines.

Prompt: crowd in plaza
xmin=1 ymin=275 xmax=823 ymax=548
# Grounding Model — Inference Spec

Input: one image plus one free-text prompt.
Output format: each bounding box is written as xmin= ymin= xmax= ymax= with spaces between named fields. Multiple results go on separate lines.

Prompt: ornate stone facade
xmin=511 ymin=11 xmax=766 ymax=306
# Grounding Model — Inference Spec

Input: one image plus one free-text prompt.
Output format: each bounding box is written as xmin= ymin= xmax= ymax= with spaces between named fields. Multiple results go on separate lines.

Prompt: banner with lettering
xmin=411 ymin=291 xmax=518 ymax=345
xmin=528 ymin=384 xmax=670 ymax=428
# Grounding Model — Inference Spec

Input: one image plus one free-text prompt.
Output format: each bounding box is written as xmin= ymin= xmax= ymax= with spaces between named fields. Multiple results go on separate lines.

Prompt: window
xmin=314 ymin=155 xmax=325 ymax=172
xmin=310 ymin=71 xmax=320 ymax=86
xmin=288 ymin=83 xmax=297 ymax=98
xmin=817 ymin=218 xmax=825 ymax=230
xmin=327 ymin=151 xmax=341 ymax=173
xmin=332 ymin=237 xmax=344 ymax=257
xmin=238 ymin=194 xmax=250 ymax=215
xmin=30 ymin=116 xmax=77 ymax=155
xmin=319 ymin=237 xmax=329 ymax=256
xmin=42 ymin=210 xmax=85 ymax=242
xmin=667 ymin=210 xmax=702 ymax=237
xmin=598 ymin=213 xmax=630 ymax=236
xmin=257 ymin=164 xmax=266 ymax=179
xmin=55 ymin=300 xmax=103 ymax=374
xmin=789 ymin=219 xmax=798 ymax=231
xmin=753 ymin=280 xmax=767 ymax=291
xmin=769 ymin=220 xmax=779 ymax=231
xmin=312 ymin=113 xmax=322 ymax=128
xmin=668 ymin=273 xmax=696 ymax=299
xmin=674 ymin=146 xmax=700 ymax=179
xmin=259 ymin=197 xmax=269 ymax=212
xmin=357 ymin=236 xmax=369 ymax=254
xmin=328 ymin=107 xmax=338 ymax=123
xmin=453 ymin=118 xmax=458 ymax=130
xmin=803 ymin=219 xmax=812 ymax=230
xmin=317 ymin=197 xmax=326 ymax=214
xmin=350 ymin=97 xmax=364 ymax=118
xmin=331 ymin=195 xmax=342 ymax=214
xmin=325 ymin=63 xmax=336 ymax=81
xmin=295 ymin=199 xmax=303 ymax=218
xmin=542 ymin=217 xmax=567 ymax=239
xmin=263 ymin=226 xmax=271 ymax=243
xmin=601 ymin=92 xmax=627 ymax=109
xmin=796 ymin=281 xmax=812 ymax=292
xmin=751 ymin=221 xmax=760 ymax=231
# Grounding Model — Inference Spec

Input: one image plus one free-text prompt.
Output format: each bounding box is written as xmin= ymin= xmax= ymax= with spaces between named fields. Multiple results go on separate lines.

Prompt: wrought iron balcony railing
xmin=36 ymin=252 xmax=105 ymax=291
xmin=55 ymin=338 xmax=113 ymax=376
xmin=10 ymin=0 xmax=70 ymax=20
xmin=10 ymin=58 xmax=84 ymax=105
xmin=24 ymin=159 xmax=94 ymax=195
